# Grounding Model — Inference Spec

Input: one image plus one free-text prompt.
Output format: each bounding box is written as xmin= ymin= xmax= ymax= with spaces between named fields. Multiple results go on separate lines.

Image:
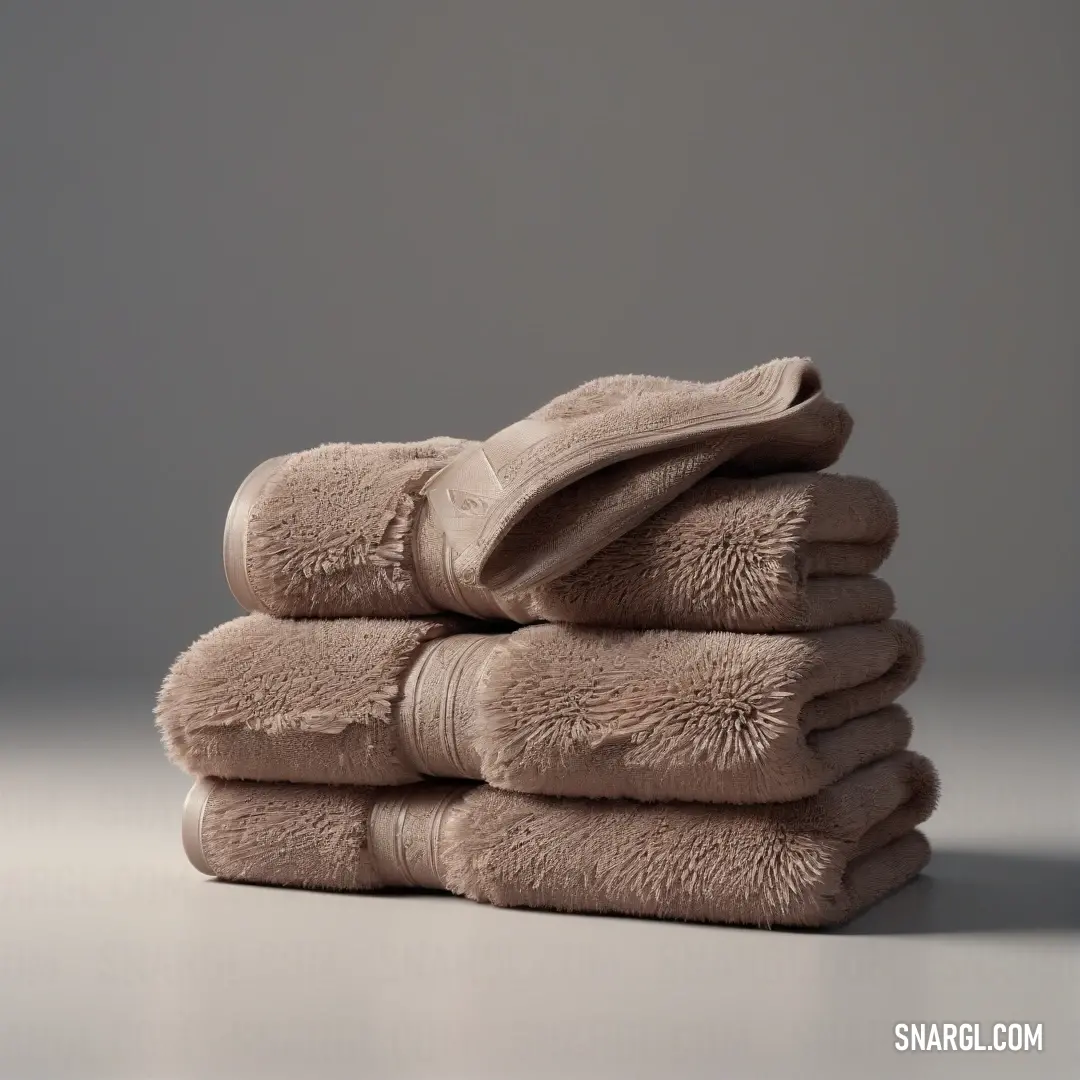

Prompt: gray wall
xmin=1 ymin=1 xmax=1076 ymax=682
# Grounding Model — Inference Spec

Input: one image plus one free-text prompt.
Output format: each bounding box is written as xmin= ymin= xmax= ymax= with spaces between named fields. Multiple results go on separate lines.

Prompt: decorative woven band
xmin=413 ymin=499 xmax=530 ymax=620
xmin=367 ymin=785 xmax=467 ymax=889
xmin=398 ymin=634 xmax=499 ymax=779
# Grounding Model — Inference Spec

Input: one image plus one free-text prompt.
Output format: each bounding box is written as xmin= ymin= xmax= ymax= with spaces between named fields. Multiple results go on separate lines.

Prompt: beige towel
xmin=183 ymin=751 xmax=938 ymax=928
xmin=158 ymin=615 xmax=921 ymax=804
xmin=225 ymin=359 xmax=888 ymax=630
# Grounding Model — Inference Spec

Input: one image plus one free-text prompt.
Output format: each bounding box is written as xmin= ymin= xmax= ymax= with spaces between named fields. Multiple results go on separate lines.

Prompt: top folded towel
xmin=226 ymin=358 xmax=882 ymax=630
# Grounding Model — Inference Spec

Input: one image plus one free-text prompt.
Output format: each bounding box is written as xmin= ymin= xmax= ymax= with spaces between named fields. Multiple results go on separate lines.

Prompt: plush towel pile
xmin=158 ymin=357 xmax=938 ymax=928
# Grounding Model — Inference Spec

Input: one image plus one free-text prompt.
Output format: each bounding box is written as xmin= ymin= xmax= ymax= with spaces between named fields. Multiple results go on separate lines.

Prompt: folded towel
xmin=226 ymin=359 xmax=879 ymax=630
xmin=158 ymin=616 xmax=921 ymax=803
xmin=228 ymin=465 xmax=896 ymax=631
xmin=181 ymin=751 xmax=938 ymax=928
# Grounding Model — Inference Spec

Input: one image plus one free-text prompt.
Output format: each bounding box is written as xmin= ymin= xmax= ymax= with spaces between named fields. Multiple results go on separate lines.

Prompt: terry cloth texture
xmin=187 ymin=751 xmax=938 ymax=928
xmin=233 ymin=463 xmax=894 ymax=630
xmin=229 ymin=359 xmax=884 ymax=629
xmin=158 ymin=614 xmax=921 ymax=803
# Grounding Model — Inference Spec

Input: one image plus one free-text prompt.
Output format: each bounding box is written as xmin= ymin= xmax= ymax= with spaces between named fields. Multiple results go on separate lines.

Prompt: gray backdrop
xmin=2 ymin=0 xmax=1076 ymax=683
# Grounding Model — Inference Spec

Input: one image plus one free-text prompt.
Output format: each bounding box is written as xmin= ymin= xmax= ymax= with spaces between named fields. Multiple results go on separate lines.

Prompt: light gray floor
xmin=2 ymin=681 xmax=1077 ymax=1080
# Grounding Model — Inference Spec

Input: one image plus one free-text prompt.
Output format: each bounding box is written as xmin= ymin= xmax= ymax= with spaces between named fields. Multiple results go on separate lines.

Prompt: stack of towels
xmin=157 ymin=358 xmax=938 ymax=928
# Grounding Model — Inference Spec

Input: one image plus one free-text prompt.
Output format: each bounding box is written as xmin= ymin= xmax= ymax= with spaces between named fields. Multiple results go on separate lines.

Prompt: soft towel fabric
xmin=229 ymin=463 xmax=895 ymax=630
xmin=183 ymin=751 xmax=938 ymax=928
xmin=158 ymin=614 xmax=922 ymax=804
xmin=225 ymin=359 xmax=884 ymax=630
